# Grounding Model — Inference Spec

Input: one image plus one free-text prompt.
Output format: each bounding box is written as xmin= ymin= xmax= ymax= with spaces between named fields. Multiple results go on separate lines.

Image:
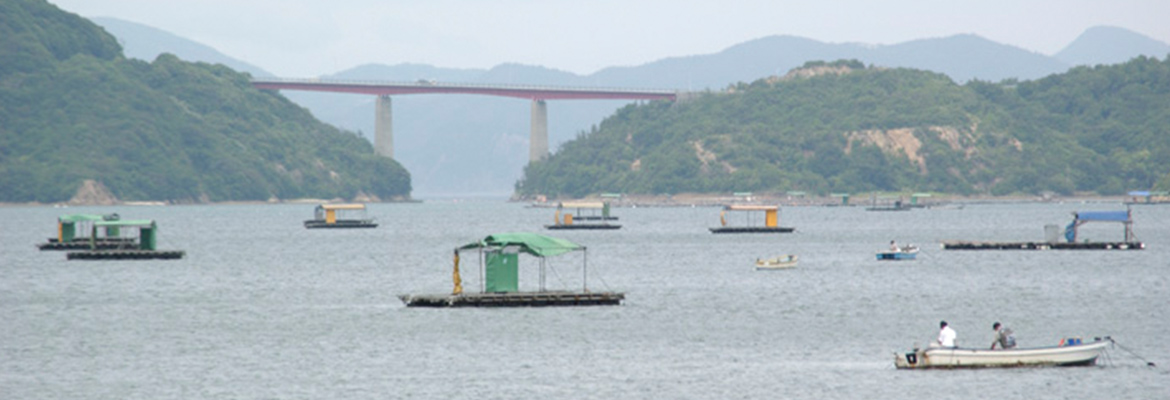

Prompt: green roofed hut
xmin=66 ymin=219 xmax=185 ymax=260
xmin=38 ymin=213 xmax=134 ymax=250
xmin=399 ymin=233 xmax=624 ymax=307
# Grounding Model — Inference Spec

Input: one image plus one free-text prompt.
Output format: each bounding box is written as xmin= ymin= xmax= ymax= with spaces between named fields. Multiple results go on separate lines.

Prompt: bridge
xmin=251 ymin=78 xmax=678 ymax=163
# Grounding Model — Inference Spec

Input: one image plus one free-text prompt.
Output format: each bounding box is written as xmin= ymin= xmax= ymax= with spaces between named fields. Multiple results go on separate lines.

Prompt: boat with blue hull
xmin=877 ymin=245 xmax=918 ymax=260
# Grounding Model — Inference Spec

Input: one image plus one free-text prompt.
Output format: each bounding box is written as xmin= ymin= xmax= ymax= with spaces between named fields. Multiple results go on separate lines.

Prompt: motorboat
xmin=894 ymin=337 xmax=1111 ymax=369
xmin=877 ymin=245 xmax=918 ymax=260
xmin=755 ymin=255 xmax=798 ymax=270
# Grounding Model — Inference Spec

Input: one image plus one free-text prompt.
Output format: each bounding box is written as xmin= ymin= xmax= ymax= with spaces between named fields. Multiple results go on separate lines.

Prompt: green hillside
xmin=0 ymin=0 xmax=410 ymax=203
xmin=517 ymin=58 xmax=1170 ymax=198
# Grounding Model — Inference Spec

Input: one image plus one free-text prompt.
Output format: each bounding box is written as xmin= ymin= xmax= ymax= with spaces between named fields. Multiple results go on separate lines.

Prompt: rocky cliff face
xmin=68 ymin=180 xmax=119 ymax=205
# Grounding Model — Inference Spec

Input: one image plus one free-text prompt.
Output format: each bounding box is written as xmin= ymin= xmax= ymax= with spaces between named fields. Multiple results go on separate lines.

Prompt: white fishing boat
xmin=894 ymin=337 xmax=1111 ymax=369
xmin=755 ymin=254 xmax=798 ymax=270
xmin=877 ymin=245 xmax=918 ymax=260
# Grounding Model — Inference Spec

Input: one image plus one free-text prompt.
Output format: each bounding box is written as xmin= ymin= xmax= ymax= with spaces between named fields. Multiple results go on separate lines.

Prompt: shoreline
xmin=519 ymin=193 xmax=1166 ymax=208
xmin=3 ymin=193 xmax=1165 ymax=208
xmin=0 ymin=197 xmax=423 ymax=208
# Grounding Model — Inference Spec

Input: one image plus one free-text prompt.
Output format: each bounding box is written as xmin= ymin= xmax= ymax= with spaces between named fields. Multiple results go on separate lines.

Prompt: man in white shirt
xmin=937 ymin=320 xmax=957 ymax=347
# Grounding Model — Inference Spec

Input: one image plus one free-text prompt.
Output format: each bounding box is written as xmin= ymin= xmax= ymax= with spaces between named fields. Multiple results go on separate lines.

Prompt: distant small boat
xmin=756 ymin=255 xmax=798 ymax=270
xmin=895 ymin=337 xmax=1111 ymax=369
xmin=876 ymin=245 xmax=918 ymax=260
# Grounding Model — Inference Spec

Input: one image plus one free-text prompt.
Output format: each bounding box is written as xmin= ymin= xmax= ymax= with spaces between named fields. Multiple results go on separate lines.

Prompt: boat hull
xmin=876 ymin=251 xmax=917 ymax=260
xmin=894 ymin=340 xmax=1110 ymax=369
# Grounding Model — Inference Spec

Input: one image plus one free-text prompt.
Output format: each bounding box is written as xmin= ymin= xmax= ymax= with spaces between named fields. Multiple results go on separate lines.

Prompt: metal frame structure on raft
xmin=398 ymin=233 xmax=623 ymax=307
xmin=941 ymin=208 xmax=1144 ymax=250
xmin=304 ymin=203 xmax=378 ymax=229
xmin=66 ymin=219 xmax=185 ymax=260
xmin=545 ymin=201 xmax=621 ymax=230
xmin=38 ymin=213 xmax=128 ymax=250
xmin=710 ymin=205 xmax=795 ymax=233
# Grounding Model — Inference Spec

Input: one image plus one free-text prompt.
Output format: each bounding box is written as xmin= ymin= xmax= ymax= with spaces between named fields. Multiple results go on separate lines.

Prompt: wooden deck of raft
xmin=940 ymin=241 xmax=1144 ymax=250
xmin=38 ymin=238 xmax=136 ymax=251
xmin=399 ymin=291 xmax=625 ymax=307
xmin=544 ymin=224 xmax=622 ymax=230
xmin=67 ymin=250 xmax=186 ymax=260
xmin=709 ymin=227 xmax=795 ymax=233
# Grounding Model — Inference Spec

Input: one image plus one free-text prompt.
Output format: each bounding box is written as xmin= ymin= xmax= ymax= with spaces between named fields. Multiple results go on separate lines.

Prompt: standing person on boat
xmin=937 ymin=321 xmax=957 ymax=347
xmin=890 ymin=240 xmax=900 ymax=251
xmin=990 ymin=322 xmax=1016 ymax=350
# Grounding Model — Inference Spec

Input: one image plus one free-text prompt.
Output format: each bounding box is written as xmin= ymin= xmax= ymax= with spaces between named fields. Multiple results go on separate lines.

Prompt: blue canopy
xmin=1074 ymin=211 xmax=1129 ymax=222
xmin=1127 ymin=191 xmax=1150 ymax=196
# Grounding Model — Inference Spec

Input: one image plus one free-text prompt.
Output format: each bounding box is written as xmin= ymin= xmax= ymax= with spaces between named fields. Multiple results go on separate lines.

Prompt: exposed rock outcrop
xmin=68 ymin=180 xmax=119 ymax=205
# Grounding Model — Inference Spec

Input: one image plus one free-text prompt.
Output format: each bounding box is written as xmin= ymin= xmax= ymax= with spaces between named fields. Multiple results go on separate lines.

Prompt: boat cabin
xmin=305 ymin=203 xmax=378 ymax=229
xmin=710 ymin=205 xmax=795 ymax=233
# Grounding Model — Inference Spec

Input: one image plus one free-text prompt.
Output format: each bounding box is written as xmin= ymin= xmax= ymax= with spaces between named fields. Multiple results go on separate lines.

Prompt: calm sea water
xmin=1 ymin=201 xmax=1167 ymax=399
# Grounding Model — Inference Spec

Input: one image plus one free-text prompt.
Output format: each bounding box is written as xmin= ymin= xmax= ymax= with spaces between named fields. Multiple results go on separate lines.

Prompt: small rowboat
xmin=876 ymin=245 xmax=918 ymax=260
xmin=755 ymin=255 xmax=798 ymax=270
xmin=895 ymin=337 xmax=1111 ymax=369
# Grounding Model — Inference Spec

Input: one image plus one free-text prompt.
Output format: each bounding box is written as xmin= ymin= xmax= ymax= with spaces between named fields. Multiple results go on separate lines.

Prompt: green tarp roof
xmin=459 ymin=232 xmax=583 ymax=257
xmin=59 ymin=214 xmax=117 ymax=223
xmin=94 ymin=219 xmax=155 ymax=228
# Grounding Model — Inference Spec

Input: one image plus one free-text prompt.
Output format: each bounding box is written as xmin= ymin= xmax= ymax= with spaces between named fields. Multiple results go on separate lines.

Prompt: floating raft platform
xmin=710 ymin=227 xmax=795 ymax=234
xmin=38 ymin=238 xmax=135 ymax=251
xmin=67 ymin=250 xmax=186 ymax=260
xmin=399 ymin=291 xmax=625 ymax=307
xmin=941 ymin=241 xmax=1144 ymax=250
xmin=572 ymin=216 xmax=619 ymax=221
xmin=545 ymin=224 xmax=621 ymax=230
xmin=866 ymin=206 xmax=912 ymax=211
xmin=304 ymin=220 xmax=378 ymax=229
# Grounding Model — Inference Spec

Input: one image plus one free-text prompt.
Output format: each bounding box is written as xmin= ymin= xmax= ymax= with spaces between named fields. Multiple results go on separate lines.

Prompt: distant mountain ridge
xmin=92 ymin=19 xmax=1170 ymax=195
xmin=1056 ymin=26 xmax=1170 ymax=66
xmin=91 ymin=17 xmax=273 ymax=78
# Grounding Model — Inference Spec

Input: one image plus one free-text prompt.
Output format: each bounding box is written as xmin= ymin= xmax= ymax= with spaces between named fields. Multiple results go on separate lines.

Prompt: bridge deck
xmin=252 ymin=78 xmax=677 ymax=101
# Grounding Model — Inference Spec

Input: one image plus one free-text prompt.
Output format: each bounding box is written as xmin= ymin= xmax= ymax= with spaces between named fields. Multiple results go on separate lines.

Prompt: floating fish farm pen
xmin=709 ymin=205 xmax=795 ymax=233
xmin=66 ymin=219 xmax=185 ymax=260
xmin=37 ymin=213 xmax=134 ymax=250
xmin=544 ymin=201 xmax=621 ymax=230
xmin=304 ymin=203 xmax=378 ymax=229
xmin=400 ymin=233 xmax=623 ymax=308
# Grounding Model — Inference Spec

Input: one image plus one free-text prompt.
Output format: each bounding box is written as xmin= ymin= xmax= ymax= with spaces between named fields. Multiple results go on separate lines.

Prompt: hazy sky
xmin=49 ymin=0 xmax=1170 ymax=78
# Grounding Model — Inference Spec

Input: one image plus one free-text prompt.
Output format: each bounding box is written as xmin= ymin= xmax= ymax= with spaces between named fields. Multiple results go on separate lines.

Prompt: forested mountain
xmin=0 ymin=0 xmax=410 ymax=203
xmin=516 ymin=58 xmax=1170 ymax=198
xmin=92 ymin=17 xmax=1169 ymax=196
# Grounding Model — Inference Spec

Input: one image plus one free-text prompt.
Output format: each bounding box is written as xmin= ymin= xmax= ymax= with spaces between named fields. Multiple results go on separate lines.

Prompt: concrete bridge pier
xmin=530 ymin=99 xmax=548 ymax=163
xmin=375 ymin=95 xmax=393 ymax=158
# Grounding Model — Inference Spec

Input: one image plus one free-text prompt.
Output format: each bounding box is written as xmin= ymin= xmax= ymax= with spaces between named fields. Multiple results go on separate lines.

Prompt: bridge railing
xmin=251 ymin=77 xmax=679 ymax=96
